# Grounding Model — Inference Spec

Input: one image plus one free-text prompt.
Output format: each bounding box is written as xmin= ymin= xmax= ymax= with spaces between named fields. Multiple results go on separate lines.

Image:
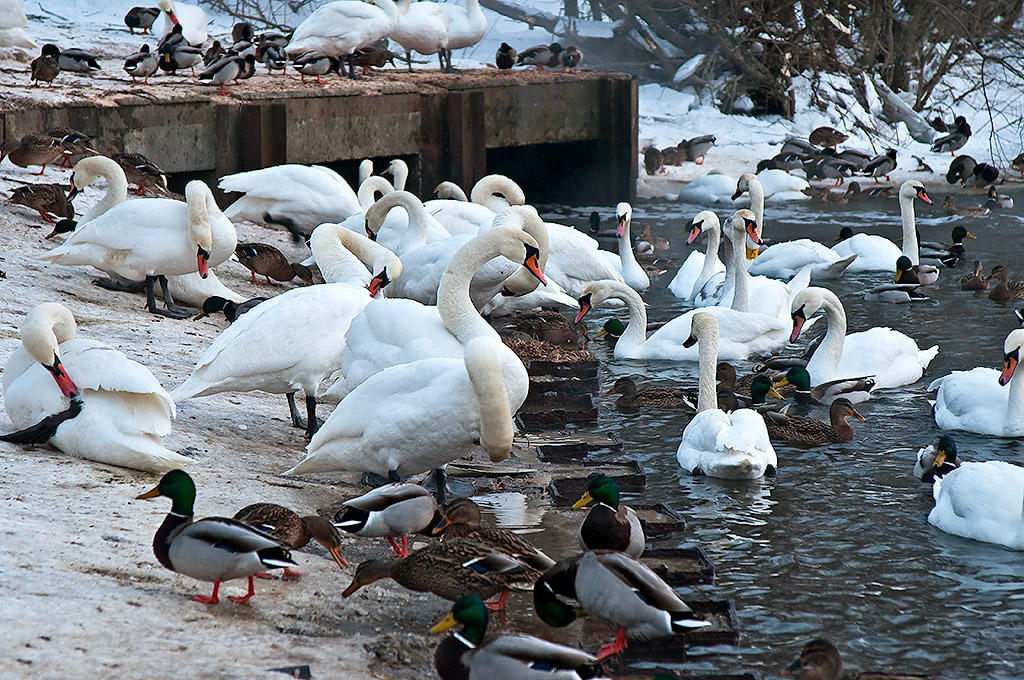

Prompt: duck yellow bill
xmin=328 ymin=547 xmax=349 ymax=569
xmin=773 ymin=377 xmax=790 ymax=389
xmin=602 ymin=387 xmax=618 ymax=397
xmin=430 ymin=612 xmax=458 ymax=634
xmin=965 ymin=232 xmax=976 ymax=239
xmin=594 ymin=328 xmax=607 ymax=339
xmin=767 ymin=386 xmax=784 ymax=399
xmin=572 ymin=491 xmax=594 ymax=510
xmin=136 ymin=486 xmax=161 ymax=500
xmin=431 ymin=516 xmax=452 ymax=535
xmin=933 ymin=450 xmax=947 ymax=468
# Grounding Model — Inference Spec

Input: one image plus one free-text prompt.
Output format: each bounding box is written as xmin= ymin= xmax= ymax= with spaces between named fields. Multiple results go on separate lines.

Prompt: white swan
xmin=675 ymin=312 xmax=777 ymax=480
xmin=738 ymin=174 xmax=857 ymax=281
xmin=423 ymin=174 xmax=525 ymax=235
xmin=62 ymin=156 xmax=243 ymax=308
xmin=0 ymin=0 xmax=36 ymax=50
xmin=668 ymin=211 xmax=725 ymax=301
xmin=383 ymin=159 xmax=409 ymax=192
xmin=219 ymin=164 xmax=361 ymax=234
xmin=157 ymin=0 xmax=207 ymax=46
xmin=928 ymin=461 xmax=1024 ymax=550
xmin=790 ymin=287 xmax=938 ymax=392
xmin=358 ymin=159 xmax=373 ymax=186
xmin=928 ymin=329 xmax=1024 ymax=437
xmin=2 ymin=303 xmax=189 ymax=472
xmin=41 ymin=161 xmax=235 ymax=318
xmin=321 ymin=215 xmax=545 ymax=401
xmin=392 ymin=0 xmax=449 ymax=69
xmin=601 ymin=202 xmax=649 ymax=291
xmin=576 ymin=211 xmax=798 ymax=361
xmin=831 ymin=180 xmax=934 ymax=271
xmin=286 ymin=0 xmax=400 ymax=76
xmin=437 ymin=0 xmax=487 ymax=71
xmin=363 ymin=190 xmax=452 ymax=255
xmin=356 ymin=175 xmax=395 ymax=209
xmin=170 ymin=226 xmax=401 ymax=438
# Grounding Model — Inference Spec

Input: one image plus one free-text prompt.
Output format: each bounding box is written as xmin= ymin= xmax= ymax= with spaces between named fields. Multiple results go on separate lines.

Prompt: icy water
xmin=526 ymin=190 xmax=1024 ymax=679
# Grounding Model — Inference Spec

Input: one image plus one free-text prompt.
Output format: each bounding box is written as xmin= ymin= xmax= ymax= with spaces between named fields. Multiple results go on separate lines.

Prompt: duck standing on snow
xmin=8 ymin=182 xmax=74 ymax=223
xmin=234 ymin=242 xmax=313 ymax=285
xmin=137 ymin=470 xmax=298 ymax=604
xmin=124 ymin=44 xmax=158 ymax=83
xmin=55 ymin=46 xmax=101 ymax=73
xmin=199 ymin=53 xmax=249 ymax=94
xmin=2 ymin=303 xmax=191 ymax=472
xmin=159 ymin=42 xmax=203 ymax=75
xmin=680 ymin=135 xmax=715 ymax=164
xmin=285 ymin=0 xmax=400 ymax=78
xmin=30 ymin=44 xmax=60 ymax=86
xmin=517 ymin=42 xmax=562 ymax=70
xmin=561 ymin=45 xmax=582 ymax=72
xmin=125 ymin=6 xmax=160 ymax=34
xmin=808 ymin=126 xmax=848 ymax=149
xmin=931 ymin=115 xmax=971 ymax=155
xmin=232 ymin=503 xmax=348 ymax=577
xmin=495 ymin=42 xmax=515 ymax=69
xmin=861 ymin=148 xmax=897 ymax=182
xmin=946 ymin=155 xmax=976 ymax=185
xmin=292 ymin=51 xmax=338 ymax=83
xmin=105 ymin=138 xmax=168 ymax=196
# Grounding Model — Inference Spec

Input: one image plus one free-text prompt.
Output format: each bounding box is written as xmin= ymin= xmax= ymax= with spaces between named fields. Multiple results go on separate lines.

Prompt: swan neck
xmin=729 ymin=222 xmax=748 ymax=312
xmin=696 ymin=328 xmax=719 ymax=412
xmin=614 ymin=285 xmax=649 ymax=353
xmin=901 ymin=193 xmax=919 ymax=264
xmin=691 ymin=222 xmax=721 ymax=299
xmin=373 ymin=191 xmax=428 ymax=243
xmin=498 ymin=211 xmax=547 ymax=296
xmin=438 ymin=234 xmax=504 ymax=342
xmin=617 ymin=217 xmax=642 ymax=272
xmin=464 ymin=340 xmax=514 ymax=462
xmin=749 ymin=179 xmax=765 ymax=231
xmin=310 ymin=224 xmax=384 ymax=284
xmin=357 ymin=176 xmax=393 ymax=208
xmin=1007 ymin=368 xmax=1024 ymax=428
xmin=83 ymin=161 xmax=130 ymax=223
xmin=812 ymin=292 xmax=847 ymax=379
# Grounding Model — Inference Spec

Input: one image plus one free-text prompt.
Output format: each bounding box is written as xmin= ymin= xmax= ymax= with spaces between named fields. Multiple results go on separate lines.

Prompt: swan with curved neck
xmin=171 ymin=228 xmax=401 ymax=438
xmin=897 ymin=179 xmax=933 ymax=265
xmin=483 ymin=204 xmax=548 ymax=297
xmin=686 ymin=210 xmax=723 ymax=299
xmin=434 ymin=181 xmax=468 ymax=201
xmin=356 ymin=175 xmax=394 ymax=209
xmin=790 ymin=286 xmax=938 ymax=391
xmin=67 ymin=156 xmax=130 ymax=225
xmin=424 ymin=175 xmax=527 ymax=235
xmin=323 ymin=216 xmax=545 ymax=401
xmin=675 ymin=312 xmax=777 ymax=479
xmin=929 ymin=329 xmax=1024 ymax=436
xmin=613 ymin=202 xmax=649 ymax=291
xmin=3 ymin=303 xmax=189 ymax=471
xmin=365 ymin=190 xmax=448 ymax=254
xmin=733 ymin=174 xmax=765 ymax=258
xmin=384 ymin=159 xmax=408 ymax=191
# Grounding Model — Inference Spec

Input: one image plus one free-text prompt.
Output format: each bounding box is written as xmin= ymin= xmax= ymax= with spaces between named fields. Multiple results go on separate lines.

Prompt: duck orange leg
xmin=37 ymin=210 xmax=55 ymax=223
xmin=192 ymin=580 xmax=221 ymax=604
xmin=484 ymin=591 xmax=510 ymax=611
xmin=254 ymin=571 xmax=278 ymax=580
xmin=228 ymin=575 xmax=256 ymax=604
xmin=595 ymin=628 xmax=629 ymax=660
xmin=34 ymin=164 xmax=46 ymax=176
xmin=281 ymin=567 xmax=303 ymax=580
xmin=386 ymin=536 xmax=410 ymax=558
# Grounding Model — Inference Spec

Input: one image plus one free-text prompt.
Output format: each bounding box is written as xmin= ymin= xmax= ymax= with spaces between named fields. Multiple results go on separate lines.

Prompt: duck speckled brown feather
xmin=604 ymin=377 xmax=695 ymax=410
xmin=232 ymin=503 xmax=347 ymax=571
xmin=988 ymin=265 xmax=1024 ymax=300
xmin=9 ymin=183 xmax=73 ymax=223
xmin=762 ymin=398 xmax=865 ymax=444
xmin=959 ymin=260 xmax=989 ymax=291
xmin=1 ymin=134 xmax=65 ymax=174
xmin=106 ymin=139 xmax=168 ymax=195
xmin=235 ymin=242 xmax=313 ymax=285
xmin=431 ymin=498 xmax=555 ymax=570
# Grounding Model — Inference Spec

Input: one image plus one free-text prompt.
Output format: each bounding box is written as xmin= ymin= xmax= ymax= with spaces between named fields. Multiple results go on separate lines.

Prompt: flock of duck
xmin=26 ymin=0 xmax=582 ymax=93
xmin=2 ymin=110 xmax=1022 ymax=676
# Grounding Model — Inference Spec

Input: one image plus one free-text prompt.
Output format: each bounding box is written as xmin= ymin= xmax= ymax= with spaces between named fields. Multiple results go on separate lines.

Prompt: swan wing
xmin=836 ymin=327 xmax=937 ymax=389
xmin=930 ymin=367 xmax=1009 ymax=435
xmin=928 ymin=462 xmax=1024 ymax=549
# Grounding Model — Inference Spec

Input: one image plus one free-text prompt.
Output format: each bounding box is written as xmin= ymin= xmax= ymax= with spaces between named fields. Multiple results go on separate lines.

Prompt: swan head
xmin=900 ymin=179 xmax=932 ymax=204
xmin=157 ymin=0 xmax=178 ymax=23
xmin=574 ymin=280 xmax=633 ymax=324
xmin=185 ymin=181 xmax=215 ymax=278
xmin=382 ymin=159 xmax=408 ymax=189
xmin=1000 ymin=329 xmax=1024 ymax=385
xmin=470 ymin=175 xmax=526 ymax=210
xmin=21 ymin=303 xmax=79 ymax=398
xmin=68 ymin=156 xmax=123 ymax=201
xmin=790 ymin=287 xmax=835 ymax=343
xmin=433 ymin=181 xmax=465 ymax=200
xmin=687 ymin=210 xmax=719 ymax=245
xmin=615 ymin=202 xmax=631 ymax=237
xmin=364 ymin=190 xmax=418 ymax=238
xmin=683 ymin=311 xmax=717 ymax=348
xmin=732 ymin=173 xmax=757 ymax=200
xmin=730 ymin=209 xmax=762 ymax=256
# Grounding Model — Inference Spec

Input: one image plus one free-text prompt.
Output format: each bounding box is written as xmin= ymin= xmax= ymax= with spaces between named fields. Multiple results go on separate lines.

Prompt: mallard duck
xmin=572 ymin=475 xmax=645 ymax=558
xmin=660 ymin=145 xmax=686 ymax=166
xmin=745 ymin=374 xmax=788 ymax=414
xmin=638 ymin=224 xmax=669 ymax=251
xmin=594 ymin=318 xmax=626 ymax=342
xmin=30 ymin=44 xmax=61 ymax=87
xmin=237 ymin=53 xmax=256 ymax=79
xmin=193 ymin=296 xmax=267 ymax=322
xmin=959 ymin=260 xmax=989 ymax=291
xmin=534 ymin=551 xmax=710 ymax=660
xmin=780 ymin=136 xmax=817 ymax=156
xmin=761 ymin=397 xmax=864 ymax=444
xmin=199 ymin=54 xmax=245 ymax=94
xmin=865 ymin=281 xmax=929 ymax=304
xmin=602 ymin=376 xmax=695 ymax=410
xmin=137 ymin=470 xmax=298 ymax=604
xmin=9 ymin=183 xmax=73 ymax=223
xmin=844 ymin=181 xmax=892 ymax=199
xmin=988 ymin=265 xmax=1024 ymax=300
xmin=920 ymin=225 xmax=975 ymax=267
xmin=931 ymin=116 xmax=971 ymax=155
xmin=986 ymin=186 xmax=1013 ymax=209
xmin=784 ymin=638 xmax=843 ymax=680
xmin=973 ymin=162 xmax=1000 ymax=187
xmin=0 ymin=134 xmax=64 ymax=174
xmin=942 ymin=195 xmax=989 ymax=218
xmin=233 ymin=503 xmax=348 ymax=578
xmin=560 ymin=45 xmax=582 ymax=72
xmin=773 ymin=366 xmax=875 ymax=405
xmin=125 ymin=6 xmax=161 ymax=34
xmin=913 ymin=434 xmax=962 ymax=483
xmin=202 ymin=39 xmax=224 ymax=65
xmin=495 ymin=42 xmax=516 ymax=69
xmin=946 ymin=155 xmax=976 ymax=185
xmin=431 ymin=595 xmax=604 ymax=680
xmin=159 ymin=43 xmax=203 ymax=74
xmin=342 ymin=538 xmax=539 ymax=608
xmin=124 ymin=44 xmax=159 ymax=83
xmin=808 ymin=126 xmax=848 ymax=149
xmin=44 ymin=127 xmax=92 ymax=169
xmin=431 ymin=498 xmax=555 ymax=570
xmin=516 ymin=42 xmax=562 ymax=70
xmin=805 ymin=157 xmax=854 ymax=186
xmin=759 ymin=152 xmax=805 ymax=173
xmin=57 ymin=47 xmax=101 ymax=73
xmin=861 ymin=148 xmax=897 ymax=182
xmin=895 ymin=255 xmax=939 ymax=285
xmin=680 ymin=135 xmax=715 ymax=164
xmin=293 ymin=51 xmax=337 ymax=83
xmin=334 ymin=483 xmax=439 ymax=558
xmin=235 ymin=242 xmax=314 ymax=285
xmin=106 ymin=139 xmax=168 ymax=195
xmin=157 ymin=23 xmax=185 ymax=53
xmin=643 ymin=146 xmax=663 ymax=175
xmin=232 ymin=20 xmax=255 ymax=45
xmin=716 ymin=361 xmax=758 ymax=396
xmin=255 ymin=41 xmax=287 ymax=74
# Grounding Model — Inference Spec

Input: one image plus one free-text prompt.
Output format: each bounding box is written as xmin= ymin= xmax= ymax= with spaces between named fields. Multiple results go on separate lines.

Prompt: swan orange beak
xmin=616 ymin=215 xmax=626 ymax=238
xmin=574 ymin=293 xmax=592 ymax=324
xmin=197 ymin=246 xmax=210 ymax=278
xmin=46 ymin=356 xmax=78 ymax=398
xmin=916 ymin=187 xmax=933 ymax=204
xmin=999 ymin=352 xmax=1018 ymax=386
xmin=686 ymin=222 xmax=702 ymax=245
xmin=731 ymin=187 xmax=744 ymax=200
xmin=364 ymin=220 xmax=376 ymax=241
xmin=367 ymin=270 xmax=390 ymax=297
xmin=167 ymin=10 xmax=180 ymax=25
xmin=523 ymin=244 xmax=547 ymax=285
xmin=790 ymin=309 xmax=806 ymax=343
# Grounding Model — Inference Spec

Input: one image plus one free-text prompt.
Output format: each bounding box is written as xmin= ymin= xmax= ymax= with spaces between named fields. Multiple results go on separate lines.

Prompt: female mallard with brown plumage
xmin=232 ymin=502 xmax=348 ymax=578
xmin=342 ymin=538 xmax=541 ymax=610
xmin=106 ymin=139 xmax=168 ymax=195
xmin=784 ymin=638 xmax=844 ymax=680
xmin=8 ymin=183 xmax=74 ymax=223
xmin=235 ymin=242 xmax=314 ymax=285
xmin=1 ymin=134 xmax=64 ymax=174
xmin=603 ymin=376 xmax=696 ymax=410
xmin=572 ymin=474 xmax=644 ymax=558
xmin=431 ymin=498 xmax=554 ymax=570
xmin=959 ymin=260 xmax=989 ymax=291
xmin=988 ymin=265 xmax=1024 ymax=300
xmin=761 ymin=398 xmax=865 ymax=444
